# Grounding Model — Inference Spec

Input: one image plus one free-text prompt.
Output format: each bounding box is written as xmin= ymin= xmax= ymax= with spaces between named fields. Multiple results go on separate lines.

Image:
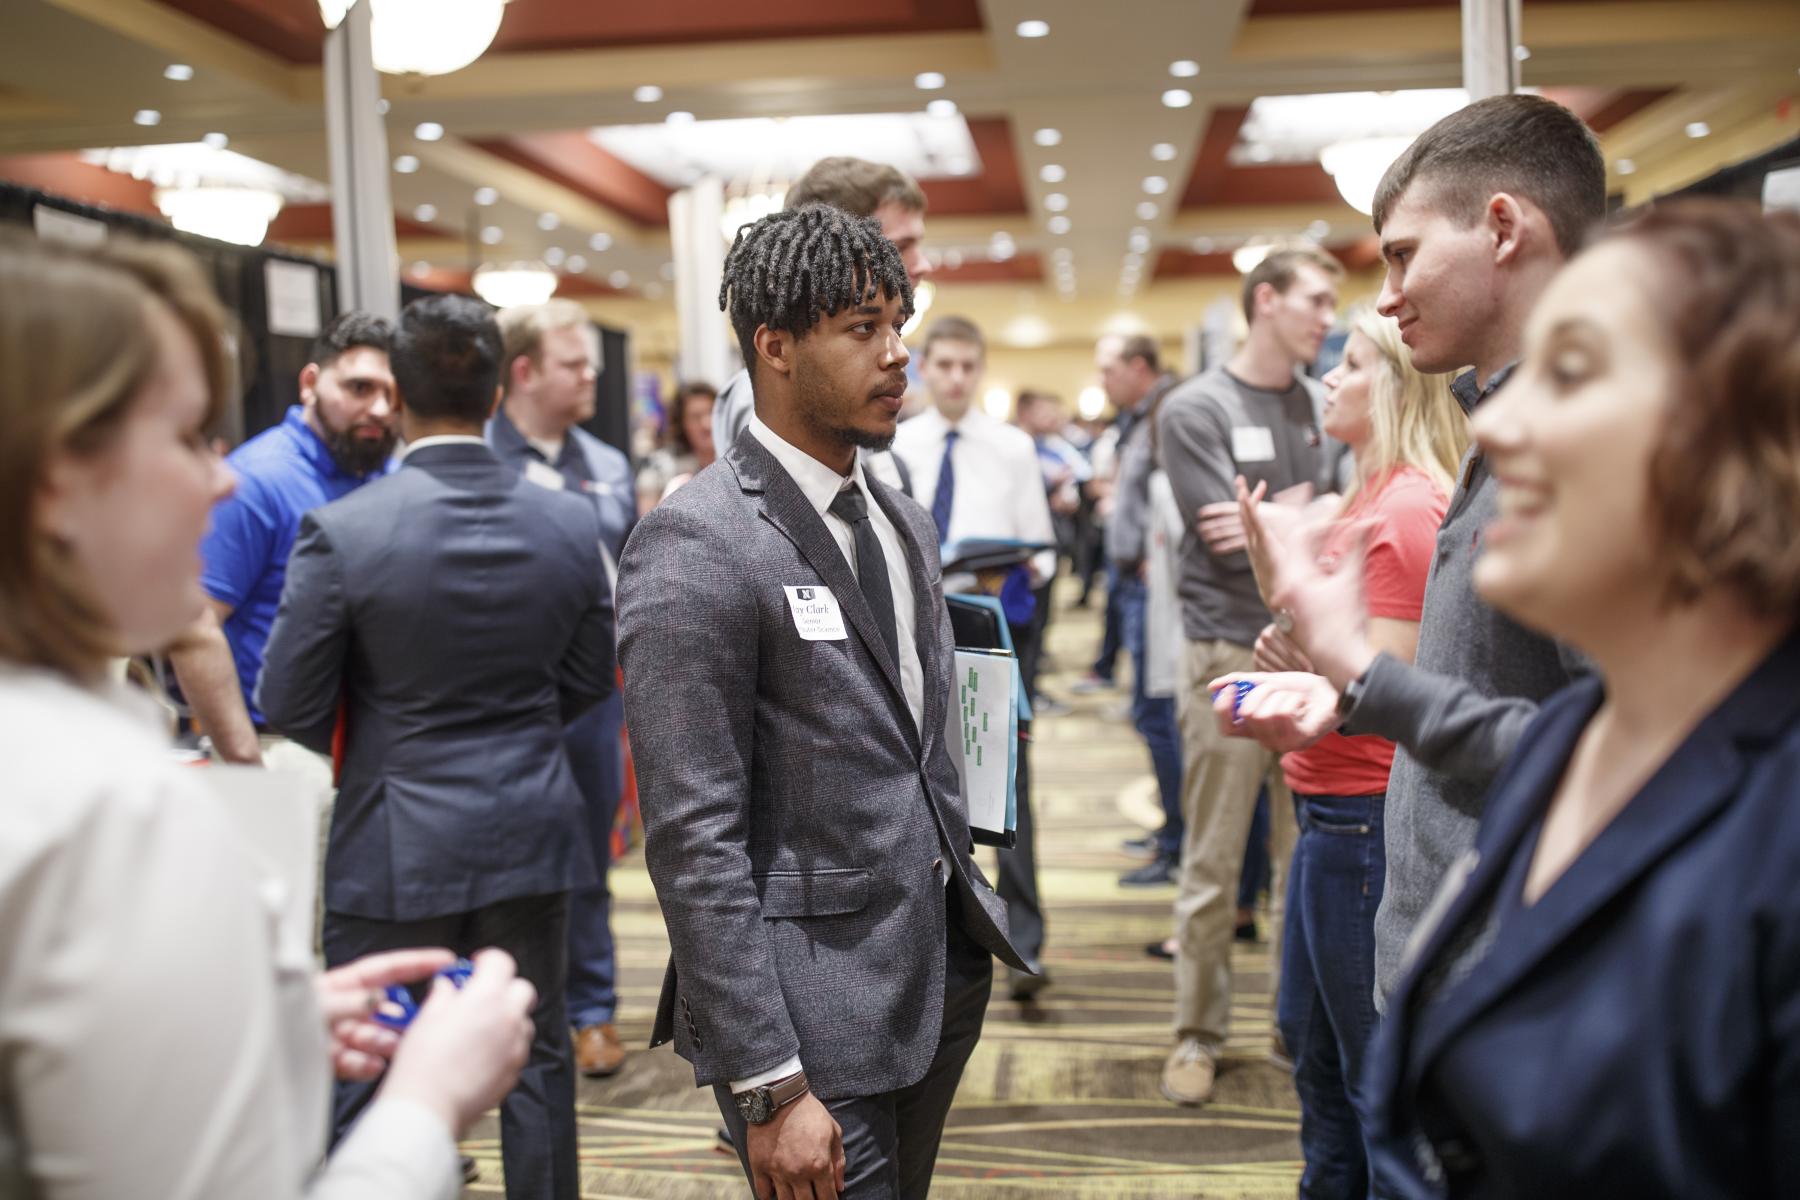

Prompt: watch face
xmin=738 ymin=1089 xmax=774 ymax=1124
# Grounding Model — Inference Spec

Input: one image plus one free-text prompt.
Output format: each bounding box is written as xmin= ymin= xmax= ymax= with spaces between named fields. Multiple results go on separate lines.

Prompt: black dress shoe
xmin=460 ymin=1156 xmax=480 ymax=1184
xmin=1234 ymin=919 xmax=1259 ymax=943
xmin=1145 ymin=940 xmax=1175 ymax=961
xmin=1119 ymin=856 xmax=1177 ymax=887
xmin=1120 ymin=833 xmax=1158 ymax=858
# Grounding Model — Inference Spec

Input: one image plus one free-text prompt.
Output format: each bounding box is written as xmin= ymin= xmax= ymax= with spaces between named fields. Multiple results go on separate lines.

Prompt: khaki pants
xmin=1172 ymin=637 xmax=1293 ymax=1049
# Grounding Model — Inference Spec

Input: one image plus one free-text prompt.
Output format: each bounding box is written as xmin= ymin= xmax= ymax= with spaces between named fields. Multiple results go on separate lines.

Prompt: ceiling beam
xmin=41 ymin=0 xmax=305 ymax=101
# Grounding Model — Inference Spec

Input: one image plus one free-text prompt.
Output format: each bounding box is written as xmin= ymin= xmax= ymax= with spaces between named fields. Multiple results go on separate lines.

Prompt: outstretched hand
xmin=317 ymin=947 xmax=457 ymax=1081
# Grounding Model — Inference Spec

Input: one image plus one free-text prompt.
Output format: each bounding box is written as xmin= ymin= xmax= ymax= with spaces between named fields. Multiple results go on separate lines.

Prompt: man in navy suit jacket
xmin=258 ymin=294 xmax=614 ymax=1200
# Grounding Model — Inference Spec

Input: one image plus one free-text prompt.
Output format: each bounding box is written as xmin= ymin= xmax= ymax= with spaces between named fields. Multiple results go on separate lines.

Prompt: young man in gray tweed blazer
xmin=617 ymin=205 xmax=1027 ymax=1200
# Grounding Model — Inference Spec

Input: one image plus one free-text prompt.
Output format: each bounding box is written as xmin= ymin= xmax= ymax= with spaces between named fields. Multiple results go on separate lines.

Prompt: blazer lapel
xmin=1407 ymin=635 xmax=1800 ymax=1086
xmin=868 ymin=472 xmax=942 ymax=757
xmin=727 ymin=434 xmax=912 ymax=716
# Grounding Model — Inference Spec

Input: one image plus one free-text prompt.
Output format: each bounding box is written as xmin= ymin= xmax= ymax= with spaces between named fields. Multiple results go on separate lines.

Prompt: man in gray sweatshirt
xmin=1155 ymin=246 xmax=1342 ymax=1105
xmin=1214 ymin=94 xmax=1607 ymax=1007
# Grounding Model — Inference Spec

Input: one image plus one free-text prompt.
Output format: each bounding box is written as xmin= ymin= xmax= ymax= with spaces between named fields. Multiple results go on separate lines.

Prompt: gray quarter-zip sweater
xmin=1344 ymin=363 xmax=1586 ymax=1007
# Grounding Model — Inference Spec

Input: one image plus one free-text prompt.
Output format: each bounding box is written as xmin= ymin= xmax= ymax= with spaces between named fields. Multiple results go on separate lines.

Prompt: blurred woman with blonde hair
xmin=1234 ymin=308 xmax=1465 ymax=1198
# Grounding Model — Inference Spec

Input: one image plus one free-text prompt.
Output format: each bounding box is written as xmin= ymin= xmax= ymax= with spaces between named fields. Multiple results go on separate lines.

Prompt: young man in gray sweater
xmin=1155 ymin=246 xmax=1342 ymax=1105
xmin=1213 ymin=94 xmax=1607 ymax=1008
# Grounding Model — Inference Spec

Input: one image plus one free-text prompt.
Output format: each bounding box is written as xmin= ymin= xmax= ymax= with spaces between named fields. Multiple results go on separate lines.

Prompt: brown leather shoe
xmin=573 ymin=1022 xmax=625 ymax=1077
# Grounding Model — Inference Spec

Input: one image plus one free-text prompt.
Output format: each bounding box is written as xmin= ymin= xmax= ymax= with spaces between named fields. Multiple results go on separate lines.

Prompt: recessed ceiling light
xmin=945 ymin=249 xmax=964 ymax=268
xmin=566 ymin=254 xmax=588 ymax=273
xmin=589 ymin=232 xmax=613 ymax=252
xmin=1514 ymin=45 xmax=1531 ymax=61
xmin=544 ymin=246 xmax=566 ymax=266
xmin=1194 ymin=237 xmax=1215 ymax=253
xmin=201 ymin=131 xmax=228 ymax=149
xmin=946 ymin=157 xmax=975 ymax=175
xmin=376 ymin=98 xmax=390 ymax=115
xmin=1129 ymin=232 xmax=1150 ymax=253
xmin=480 ymin=225 xmax=503 ymax=245
xmin=927 ymin=98 xmax=958 ymax=118
xmin=914 ymin=72 xmax=946 ymax=90
xmin=1034 ymin=128 xmax=1061 ymax=147
xmin=1170 ymin=60 xmax=1200 ymax=77
xmin=633 ymin=84 xmax=663 ymax=103
xmin=1136 ymin=201 xmax=1158 ymax=220
xmin=1307 ymin=220 xmax=1331 ymax=239
xmin=609 ymin=269 xmax=631 ymax=288
xmin=394 ymin=155 xmax=420 ymax=173
xmin=1685 ymin=121 xmax=1710 ymax=139
xmin=133 ymin=109 xmax=161 ymax=126
xmin=1048 ymin=215 xmax=1071 ymax=234
xmin=1044 ymin=193 xmax=1069 ymax=212
xmin=1615 ymin=158 xmax=1637 ymax=175
xmin=666 ymin=110 xmax=695 ymax=125
xmin=1152 ymin=142 xmax=1178 ymax=161
xmin=1016 ymin=19 xmax=1050 ymax=38
xmin=474 ymin=186 xmax=498 ymax=205
xmin=414 ymin=121 xmax=444 ymax=141
xmin=537 ymin=212 xmax=560 ymax=231
xmin=1052 ymin=246 xmax=1073 ymax=261
xmin=410 ymin=261 xmax=432 ymax=277
xmin=164 ymin=63 xmax=194 ymax=82
xmin=1040 ymin=163 xmax=1066 ymax=183
xmin=413 ymin=203 xmax=438 ymax=222
xmin=1161 ymin=89 xmax=1193 ymax=109
xmin=1142 ymin=176 xmax=1169 ymax=195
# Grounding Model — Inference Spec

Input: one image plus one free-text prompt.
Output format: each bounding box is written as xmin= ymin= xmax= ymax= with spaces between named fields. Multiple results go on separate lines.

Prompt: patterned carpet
xmin=463 ymin=587 xmax=1303 ymax=1197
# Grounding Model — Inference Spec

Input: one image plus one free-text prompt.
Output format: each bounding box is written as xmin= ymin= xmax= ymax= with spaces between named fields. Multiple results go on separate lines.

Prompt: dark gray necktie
xmin=828 ymin=482 xmax=900 ymax=668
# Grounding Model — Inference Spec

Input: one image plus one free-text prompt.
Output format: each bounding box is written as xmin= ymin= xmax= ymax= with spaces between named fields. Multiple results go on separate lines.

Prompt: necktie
xmin=930 ymin=429 xmax=958 ymax=543
xmin=828 ymin=482 xmax=900 ymax=669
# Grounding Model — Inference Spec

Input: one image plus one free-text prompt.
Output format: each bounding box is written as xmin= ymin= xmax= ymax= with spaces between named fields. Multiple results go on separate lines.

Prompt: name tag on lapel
xmin=1231 ymin=425 xmax=1276 ymax=463
xmin=783 ymin=585 xmax=848 ymax=641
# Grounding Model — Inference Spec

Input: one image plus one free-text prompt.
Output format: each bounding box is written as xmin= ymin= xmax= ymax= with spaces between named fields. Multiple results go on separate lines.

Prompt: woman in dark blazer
xmin=1366 ymin=199 xmax=1800 ymax=1199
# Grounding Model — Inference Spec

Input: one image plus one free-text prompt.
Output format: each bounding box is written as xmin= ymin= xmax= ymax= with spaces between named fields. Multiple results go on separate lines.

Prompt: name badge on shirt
xmin=783 ymin=585 xmax=848 ymax=641
xmin=523 ymin=459 xmax=566 ymax=491
xmin=1231 ymin=425 xmax=1277 ymax=463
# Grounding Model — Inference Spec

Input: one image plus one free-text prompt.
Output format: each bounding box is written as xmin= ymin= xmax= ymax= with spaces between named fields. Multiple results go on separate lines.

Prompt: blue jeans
xmin=1278 ymin=792 xmax=1389 ymax=1200
xmin=563 ymin=691 xmax=623 ymax=1028
xmin=1117 ymin=574 xmax=1182 ymax=856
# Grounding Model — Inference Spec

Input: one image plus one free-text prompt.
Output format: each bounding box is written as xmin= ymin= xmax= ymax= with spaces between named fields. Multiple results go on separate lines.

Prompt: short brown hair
xmin=1373 ymin=93 xmax=1606 ymax=259
xmin=786 ymin=157 xmax=927 ymax=219
xmin=1241 ymin=245 xmax=1344 ymax=323
xmin=1605 ymin=200 xmax=1800 ymax=616
xmin=920 ymin=314 xmax=985 ymax=362
xmin=1119 ymin=334 xmax=1160 ymax=372
xmin=0 ymin=232 xmax=231 ymax=677
xmin=495 ymin=298 xmax=592 ymax=394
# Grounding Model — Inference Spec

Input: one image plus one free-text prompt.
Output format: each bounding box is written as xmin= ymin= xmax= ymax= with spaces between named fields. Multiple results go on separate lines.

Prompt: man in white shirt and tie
xmin=893 ymin=316 xmax=1058 ymax=999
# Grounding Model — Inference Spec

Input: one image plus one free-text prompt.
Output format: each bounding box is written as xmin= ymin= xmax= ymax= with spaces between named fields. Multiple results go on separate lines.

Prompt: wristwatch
xmin=735 ymin=1070 xmax=811 ymax=1125
xmin=1336 ymin=667 xmax=1368 ymax=718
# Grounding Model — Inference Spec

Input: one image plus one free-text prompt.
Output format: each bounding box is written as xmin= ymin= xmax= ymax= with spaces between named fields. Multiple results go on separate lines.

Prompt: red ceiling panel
xmin=266 ymin=201 xmax=445 ymax=241
xmin=150 ymin=0 xmax=983 ymax=63
xmin=929 ymin=252 xmax=1042 ymax=284
xmin=0 ymin=153 xmax=161 ymax=215
xmin=919 ymin=117 xmax=1027 ymax=217
xmin=468 ymin=132 xmax=672 ymax=228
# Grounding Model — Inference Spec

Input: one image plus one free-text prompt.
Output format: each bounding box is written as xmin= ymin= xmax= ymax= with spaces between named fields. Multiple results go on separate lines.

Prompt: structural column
xmin=323 ymin=0 xmax=399 ymax=320
xmin=668 ymin=178 xmax=732 ymax=387
xmin=1461 ymin=0 xmax=1523 ymax=101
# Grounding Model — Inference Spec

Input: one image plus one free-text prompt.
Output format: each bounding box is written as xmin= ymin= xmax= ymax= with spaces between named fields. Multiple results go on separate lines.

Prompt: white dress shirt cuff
xmin=731 ymin=1055 xmax=803 ymax=1094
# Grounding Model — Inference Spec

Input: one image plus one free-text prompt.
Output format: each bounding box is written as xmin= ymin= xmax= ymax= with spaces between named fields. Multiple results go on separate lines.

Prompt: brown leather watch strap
xmin=767 ymin=1069 xmax=811 ymax=1110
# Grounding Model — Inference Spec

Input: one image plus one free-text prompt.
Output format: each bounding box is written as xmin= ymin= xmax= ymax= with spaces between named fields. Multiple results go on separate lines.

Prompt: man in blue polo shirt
xmin=168 ymin=312 xmax=396 ymax=771
xmin=489 ymin=300 xmax=636 ymax=1079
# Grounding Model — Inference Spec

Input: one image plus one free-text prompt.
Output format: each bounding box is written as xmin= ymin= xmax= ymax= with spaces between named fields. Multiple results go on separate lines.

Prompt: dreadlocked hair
xmin=718 ymin=204 xmax=914 ymax=382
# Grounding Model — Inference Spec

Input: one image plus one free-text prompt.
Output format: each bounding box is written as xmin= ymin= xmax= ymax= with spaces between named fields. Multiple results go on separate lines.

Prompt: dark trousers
xmin=1090 ymin=562 xmax=1124 ymax=681
xmin=1277 ymin=793 xmax=1390 ymax=1200
xmin=1117 ymin=574 xmax=1182 ymax=858
xmin=1002 ymin=618 xmax=1045 ymax=967
xmin=323 ymin=892 xmax=579 ymax=1200
xmin=714 ymin=897 xmax=993 ymax=1199
xmin=563 ymin=691 xmax=622 ymax=1028
xmin=1239 ymin=787 xmax=1271 ymax=910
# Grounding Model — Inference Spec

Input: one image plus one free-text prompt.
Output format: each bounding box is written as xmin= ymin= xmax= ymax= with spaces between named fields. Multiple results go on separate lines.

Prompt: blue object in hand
xmin=1210 ymin=679 xmax=1258 ymax=723
xmin=372 ymin=958 xmax=475 ymax=1030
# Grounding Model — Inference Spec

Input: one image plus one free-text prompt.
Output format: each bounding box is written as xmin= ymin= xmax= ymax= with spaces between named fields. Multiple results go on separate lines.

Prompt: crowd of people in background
xmin=4 ymin=87 xmax=1800 ymax=1200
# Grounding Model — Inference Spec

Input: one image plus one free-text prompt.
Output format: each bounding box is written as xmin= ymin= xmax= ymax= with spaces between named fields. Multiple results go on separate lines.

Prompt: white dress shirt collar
xmin=398 ymin=433 xmax=489 ymax=462
xmin=747 ymin=412 xmax=871 ymax=515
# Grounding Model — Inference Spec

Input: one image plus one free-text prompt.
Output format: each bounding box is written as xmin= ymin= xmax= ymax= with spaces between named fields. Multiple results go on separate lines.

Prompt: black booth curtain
xmin=5 ymin=183 xmax=634 ymax=462
xmin=2 ymin=182 xmax=336 ymax=446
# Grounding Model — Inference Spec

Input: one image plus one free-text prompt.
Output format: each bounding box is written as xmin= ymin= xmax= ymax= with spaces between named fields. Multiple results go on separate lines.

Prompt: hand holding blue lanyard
xmin=371 ymin=958 xmax=476 ymax=1030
